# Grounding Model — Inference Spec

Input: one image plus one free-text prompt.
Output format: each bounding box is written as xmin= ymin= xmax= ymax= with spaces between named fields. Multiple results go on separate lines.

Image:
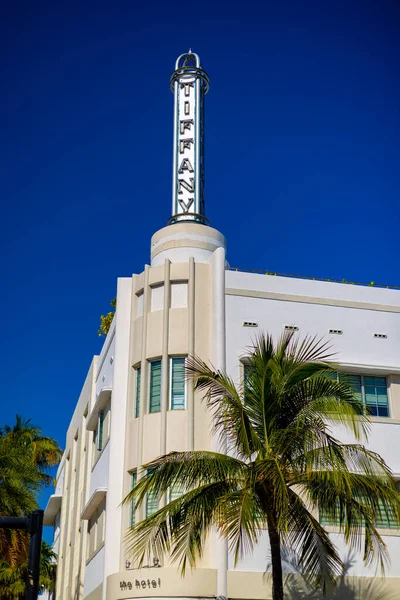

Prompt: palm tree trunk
xmin=267 ymin=513 xmax=284 ymax=600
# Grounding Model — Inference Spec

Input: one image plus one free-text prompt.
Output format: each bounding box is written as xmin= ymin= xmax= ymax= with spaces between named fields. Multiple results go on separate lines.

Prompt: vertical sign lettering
xmin=170 ymin=52 xmax=209 ymax=223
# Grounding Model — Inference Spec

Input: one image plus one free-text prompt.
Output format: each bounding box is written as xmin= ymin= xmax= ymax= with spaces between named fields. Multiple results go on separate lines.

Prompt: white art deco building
xmin=45 ymin=52 xmax=400 ymax=600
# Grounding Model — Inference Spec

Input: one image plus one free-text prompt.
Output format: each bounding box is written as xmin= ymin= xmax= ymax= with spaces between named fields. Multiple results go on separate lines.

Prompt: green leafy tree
xmin=0 ymin=416 xmax=62 ymax=566
xmin=0 ymin=541 xmax=56 ymax=600
xmin=98 ymin=298 xmax=116 ymax=337
xmin=124 ymin=332 xmax=400 ymax=600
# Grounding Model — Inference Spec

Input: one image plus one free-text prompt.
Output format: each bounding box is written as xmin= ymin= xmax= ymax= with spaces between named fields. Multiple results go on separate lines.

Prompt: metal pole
xmin=26 ymin=509 xmax=44 ymax=600
xmin=0 ymin=516 xmax=28 ymax=529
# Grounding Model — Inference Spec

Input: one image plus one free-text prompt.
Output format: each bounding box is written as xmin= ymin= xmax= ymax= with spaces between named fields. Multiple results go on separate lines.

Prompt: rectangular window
xmin=320 ymin=482 xmax=400 ymax=529
xmin=87 ymin=514 xmax=96 ymax=559
xmin=364 ymin=376 xmax=389 ymax=417
xmin=375 ymin=482 xmax=400 ymax=529
xmin=319 ymin=504 xmax=340 ymax=526
xmin=130 ymin=472 xmax=137 ymax=527
xmin=169 ymin=485 xmax=183 ymax=503
xmin=135 ymin=368 xmax=141 ymax=418
xmin=145 ymin=469 xmax=158 ymax=517
xmin=336 ymin=373 xmax=389 ymax=417
xmin=375 ymin=500 xmax=397 ymax=529
xmin=97 ymin=411 xmax=104 ymax=451
xmin=149 ymin=360 xmax=162 ymax=413
xmin=170 ymin=357 xmax=186 ymax=410
xmin=243 ymin=362 xmax=253 ymax=402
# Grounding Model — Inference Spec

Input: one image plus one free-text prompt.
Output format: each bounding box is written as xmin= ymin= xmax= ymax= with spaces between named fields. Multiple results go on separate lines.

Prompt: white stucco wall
xmin=95 ymin=327 xmax=115 ymax=398
xmin=89 ymin=442 xmax=110 ymax=498
xmin=225 ymin=270 xmax=400 ymax=578
xmin=83 ymin=546 xmax=105 ymax=598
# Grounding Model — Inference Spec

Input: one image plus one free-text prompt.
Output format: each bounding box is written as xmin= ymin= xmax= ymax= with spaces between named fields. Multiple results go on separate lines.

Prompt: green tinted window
xmin=145 ymin=469 xmax=158 ymax=517
xmin=130 ymin=472 xmax=137 ymax=527
xmin=135 ymin=367 xmax=141 ymax=418
xmin=171 ymin=358 xmax=185 ymax=410
xmin=149 ymin=360 xmax=162 ymax=413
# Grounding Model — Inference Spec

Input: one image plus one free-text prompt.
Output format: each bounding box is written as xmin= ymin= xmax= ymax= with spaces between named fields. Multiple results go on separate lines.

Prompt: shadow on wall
xmin=272 ymin=550 xmax=398 ymax=600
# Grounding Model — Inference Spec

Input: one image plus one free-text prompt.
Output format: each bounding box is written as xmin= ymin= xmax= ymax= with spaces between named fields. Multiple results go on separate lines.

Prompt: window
xmin=319 ymin=504 xmax=339 ymax=527
xmin=86 ymin=500 xmax=106 ymax=562
xmin=169 ymin=485 xmax=184 ymax=503
xmin=334 ymin=373 xmax=389 ymax=417
xmin=363 ymin=376 xmax=389 ymax=417
xmin=130 ymin=472 xmax=137 ymax=527
xmin=93 ymin=402 xmax=111 ymax=467
xmin=170 ymin=357 xmax=186 ymax=410
xmin=135 ymin=367 xmax=141 ymax=418
xmin=145 ymin=469 xmax=158 ymax=517
xmin=97 ymin=411 xmax=104 ymax=451
xmin=149 ymin=360 xmax=162 ymax=413
xmin=87 ymin=514 xmax=96 ymax=559
xmin=375 ymin=500 xmax=397 ymax=529
xmin=320 ymin=482 xmax=400 ymax=529
xmin=242 ymin=362 xmax=254 ymax=402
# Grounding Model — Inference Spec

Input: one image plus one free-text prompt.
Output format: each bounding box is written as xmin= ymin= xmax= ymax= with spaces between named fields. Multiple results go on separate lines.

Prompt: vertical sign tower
xmin=170 ymin=51 xmax=209 ymax=224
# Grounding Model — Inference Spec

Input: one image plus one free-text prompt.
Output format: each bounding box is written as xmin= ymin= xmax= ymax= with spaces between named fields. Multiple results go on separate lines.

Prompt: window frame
xmin=130 ymin=471 xmax=137 ymax=527
xmin=148 ymin=359 xmax=162 ymax=414
xmin=134 ymin=366 xmax=141 ymax=419
xmin=86 ymin=500 xmax=106 ymax=562
xmin=97 ymin=411 xmax=104 ymax=451
xmin=169 ymin=356 xmax=187 ymax=410
xmin=336 ymin=373 xmax=390 ymax=418
xmin=145 ymin=468 xmax=158 ymax=518
xmin=319 ymin=482 xmax=400 ymax=530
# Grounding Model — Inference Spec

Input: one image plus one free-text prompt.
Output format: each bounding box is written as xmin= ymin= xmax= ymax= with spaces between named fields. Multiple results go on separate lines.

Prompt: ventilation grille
xmin=243 ymin=321 xmax=258 ymax=328
xmin=285 ymin=325 xmax=299 ymax=331
xmin=374 ymin=333 xmax=387 ymax=339
xmin=329 ymin=329 xmax=343 ymax=335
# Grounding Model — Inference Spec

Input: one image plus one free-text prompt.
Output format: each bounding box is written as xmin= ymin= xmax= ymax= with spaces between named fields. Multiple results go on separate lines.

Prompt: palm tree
xmin=0 ymin=416 xmax=62 ymax=566
xmin=124 ymin=333 xmax=400 ymax=600
xmin=0 ymin=541 xmax=57 ymax=600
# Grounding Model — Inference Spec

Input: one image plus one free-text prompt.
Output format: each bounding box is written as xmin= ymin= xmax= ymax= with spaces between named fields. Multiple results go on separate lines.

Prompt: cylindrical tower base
xmin=150 ymin=223 xmax=226 ymax=266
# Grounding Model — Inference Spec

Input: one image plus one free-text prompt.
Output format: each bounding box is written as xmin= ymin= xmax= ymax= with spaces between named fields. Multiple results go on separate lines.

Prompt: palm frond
xmin=186 ymin=356 xmax=264 ymax=459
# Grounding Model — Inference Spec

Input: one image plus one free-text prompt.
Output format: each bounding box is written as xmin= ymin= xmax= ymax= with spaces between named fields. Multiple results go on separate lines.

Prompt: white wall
xmin=95 ymin=329 xmax=116 ymax=398
xmin=102 ymin=277 xmax=132 ymax=598
xmin=225 ymin=271 xmax=400 ymax=578
xmin=83 ymin=546 xmax=105 ymax=598
xmin=89 ymin=442 xmax=110 ymax=498
xmin=225 ymin=298 xmax=400 ymax=371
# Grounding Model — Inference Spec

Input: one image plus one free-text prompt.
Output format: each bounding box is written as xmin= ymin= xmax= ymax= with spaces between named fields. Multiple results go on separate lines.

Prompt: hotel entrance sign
xmin=170 ymin=51 xmax=209 ymax=224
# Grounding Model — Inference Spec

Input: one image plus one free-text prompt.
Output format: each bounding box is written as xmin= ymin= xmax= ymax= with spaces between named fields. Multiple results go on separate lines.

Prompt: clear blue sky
xmin=1 ymin=0 xmax=399 ymax=526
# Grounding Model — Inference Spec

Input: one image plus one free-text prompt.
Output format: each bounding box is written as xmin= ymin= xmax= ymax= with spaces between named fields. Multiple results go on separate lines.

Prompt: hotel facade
xmin=45 ymin=52 xmax=400 ymax=600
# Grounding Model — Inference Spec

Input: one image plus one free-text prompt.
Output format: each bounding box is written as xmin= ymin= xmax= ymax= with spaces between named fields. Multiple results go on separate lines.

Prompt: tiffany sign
xmin=170 ymin=51 xmax=209 ymax=224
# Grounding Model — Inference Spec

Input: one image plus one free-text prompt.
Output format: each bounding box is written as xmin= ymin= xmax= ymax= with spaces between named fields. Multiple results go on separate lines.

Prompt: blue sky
xmin=1 ymin=0 xmax=399 ymax=531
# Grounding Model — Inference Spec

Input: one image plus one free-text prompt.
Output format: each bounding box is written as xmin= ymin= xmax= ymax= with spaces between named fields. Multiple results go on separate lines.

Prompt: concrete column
xmin=102 ymin=277 xmax=132 ymax=600
xmin=137 ymin=266 xmax=150 ymax=521
xmin=161 ymin=260 xmax=171 ymax=454
xmin=187 ymin=256 xmax=195 ymax=450
xmin=210 ymin=247 xmax=228 ymax=598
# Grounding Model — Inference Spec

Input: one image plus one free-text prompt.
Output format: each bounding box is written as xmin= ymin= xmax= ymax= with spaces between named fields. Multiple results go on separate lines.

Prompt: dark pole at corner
xmin=26 ymin=509 xmax=44 ymax=600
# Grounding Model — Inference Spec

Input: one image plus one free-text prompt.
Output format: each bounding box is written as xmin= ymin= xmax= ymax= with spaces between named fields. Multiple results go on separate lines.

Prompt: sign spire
xmin=169 ymin=51 xmax=209 ymax=225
